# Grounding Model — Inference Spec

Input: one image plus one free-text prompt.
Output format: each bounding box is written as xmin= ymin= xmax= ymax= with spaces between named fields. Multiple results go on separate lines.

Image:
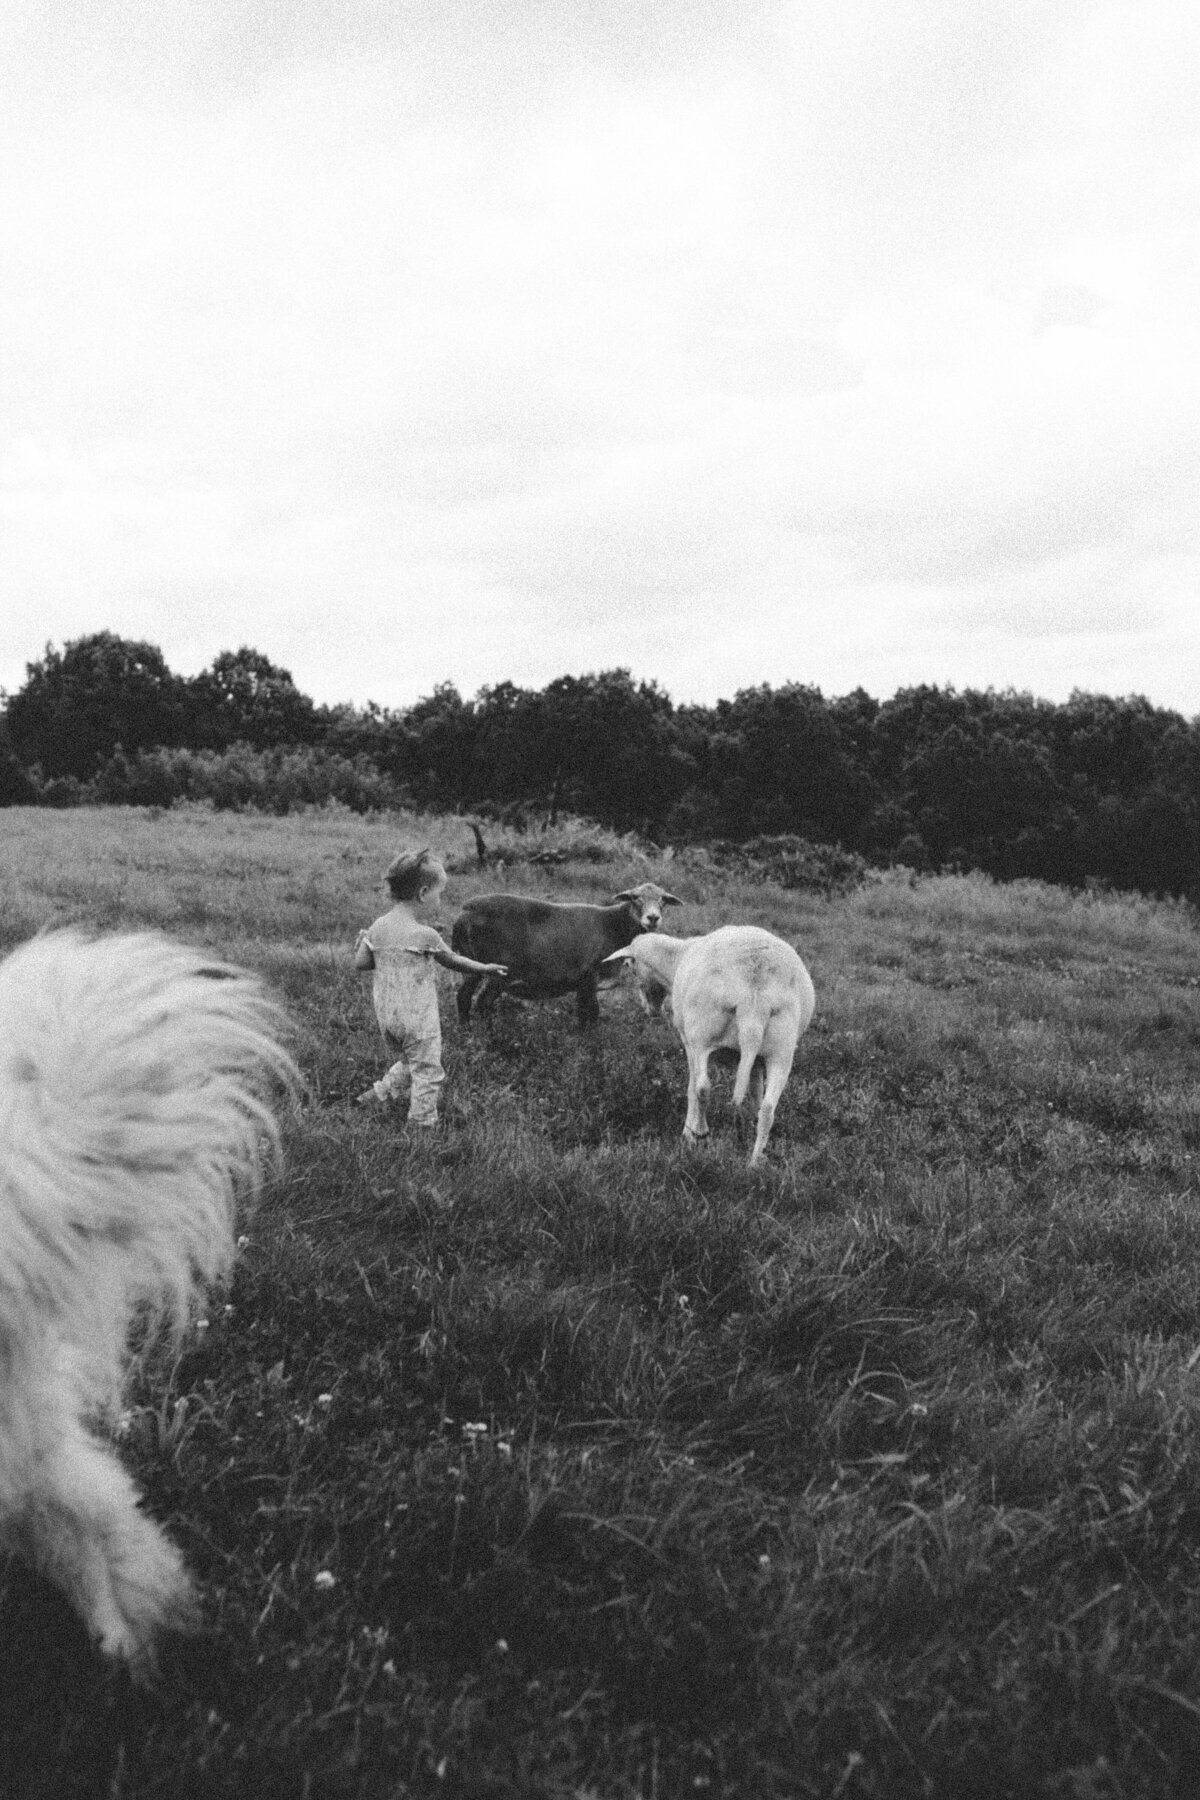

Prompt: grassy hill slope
xmin=2 ymin=805 xmax=1200 ymax=1799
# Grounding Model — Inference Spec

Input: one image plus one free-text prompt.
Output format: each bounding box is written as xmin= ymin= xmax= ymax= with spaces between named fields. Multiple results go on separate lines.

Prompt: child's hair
xmin=384 ymin=848 xmax=444 ymax=902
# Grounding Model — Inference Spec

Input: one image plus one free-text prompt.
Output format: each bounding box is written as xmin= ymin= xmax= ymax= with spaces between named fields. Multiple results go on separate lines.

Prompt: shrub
xmin=710 ymin=834 xmax=870 ymax=896
xmin=0 ymin=748 xmax=38 ymax=806
xmin=91 ymin=748 xmax=183 ymax=808
xmin=447 ymin=815 xmax=656 ymax=873
xmin=75 ymin=744 xmax=413 ymax=816
xmin=38 ymin=774 xmax=85 ymax=808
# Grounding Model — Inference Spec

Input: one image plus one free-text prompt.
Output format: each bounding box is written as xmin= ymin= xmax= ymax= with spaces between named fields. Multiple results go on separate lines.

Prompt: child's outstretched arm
xmin=429 ymin=948 xmax=507 ymax=978
xmin=354 ymin=931 xmax=375 ymax=971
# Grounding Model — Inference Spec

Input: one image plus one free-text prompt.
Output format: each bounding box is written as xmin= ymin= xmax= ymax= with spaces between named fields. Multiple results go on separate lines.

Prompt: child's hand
xmin=489 ymin=963 xmax=508 ymax=976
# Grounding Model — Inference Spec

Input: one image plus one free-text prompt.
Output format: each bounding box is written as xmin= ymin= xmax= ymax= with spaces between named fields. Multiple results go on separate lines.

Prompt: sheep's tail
xmin=0 ymin=929 xmax=297 ymax=1345
xmin=732 ymin=1011 xmax=769 ymax=1107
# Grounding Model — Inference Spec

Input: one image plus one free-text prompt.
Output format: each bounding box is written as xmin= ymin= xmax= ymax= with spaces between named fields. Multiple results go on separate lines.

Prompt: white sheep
xmin=604 ymin=925 xmax=816 ymax=1164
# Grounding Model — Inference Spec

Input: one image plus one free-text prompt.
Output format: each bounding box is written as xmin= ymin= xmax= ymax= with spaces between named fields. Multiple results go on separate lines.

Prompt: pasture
xmin=3 ymin=804 xmax=1200 ymax=1799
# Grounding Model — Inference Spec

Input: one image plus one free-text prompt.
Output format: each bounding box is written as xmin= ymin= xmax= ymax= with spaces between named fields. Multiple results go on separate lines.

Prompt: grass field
xmin=3 ymin=804 xmax=1200 ymax=1799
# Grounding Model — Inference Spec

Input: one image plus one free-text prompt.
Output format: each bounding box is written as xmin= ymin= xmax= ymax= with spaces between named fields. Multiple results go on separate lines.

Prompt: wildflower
xmin=314 ymin=1570 xmax=337 ymax=1590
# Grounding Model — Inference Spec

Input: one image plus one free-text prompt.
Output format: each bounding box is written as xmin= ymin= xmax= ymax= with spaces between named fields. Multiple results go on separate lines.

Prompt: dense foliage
xmin=3 ymin=633 xmax=1199 ymax=901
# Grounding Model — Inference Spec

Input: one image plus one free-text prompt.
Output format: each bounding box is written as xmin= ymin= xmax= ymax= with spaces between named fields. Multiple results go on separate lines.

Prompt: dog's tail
xmin=0 ymin=929 xmax=296 ymax=1341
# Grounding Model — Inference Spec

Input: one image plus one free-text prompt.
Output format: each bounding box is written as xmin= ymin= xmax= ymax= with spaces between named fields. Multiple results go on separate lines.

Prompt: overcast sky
xmin=2 ymin=1 xmax=1198 ymax=717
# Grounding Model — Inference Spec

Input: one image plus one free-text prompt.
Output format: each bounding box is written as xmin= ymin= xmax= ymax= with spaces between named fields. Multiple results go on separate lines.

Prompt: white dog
xmin=0 ymin=928 xmax=294 ymax=1671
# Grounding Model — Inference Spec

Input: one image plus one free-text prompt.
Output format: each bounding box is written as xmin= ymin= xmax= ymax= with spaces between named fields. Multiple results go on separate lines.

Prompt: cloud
xmin=1 ymin=1 xmax=1198 ymax=718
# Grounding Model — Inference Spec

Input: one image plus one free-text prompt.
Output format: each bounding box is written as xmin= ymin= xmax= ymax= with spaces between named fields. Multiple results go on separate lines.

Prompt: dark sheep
xmin=450 ymin=882 xmax=682 ymax=1026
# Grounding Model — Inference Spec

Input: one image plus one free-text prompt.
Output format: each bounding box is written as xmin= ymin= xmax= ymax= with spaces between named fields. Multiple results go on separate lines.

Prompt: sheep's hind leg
xmin=748 ymin=1058 xmax=765 ymax=1110
xmin=682 ymin=1047 xmax=711 ymax=1145
xmin=750 ymin=1051 xmax=794 ymax=1166
xmin=737 ymin=1056 xmax=765 ymax=1155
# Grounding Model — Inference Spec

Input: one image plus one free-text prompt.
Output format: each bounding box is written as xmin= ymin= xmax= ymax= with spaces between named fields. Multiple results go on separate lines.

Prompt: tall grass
xmin=2 ymin=807 xmax=1200 ymax=1797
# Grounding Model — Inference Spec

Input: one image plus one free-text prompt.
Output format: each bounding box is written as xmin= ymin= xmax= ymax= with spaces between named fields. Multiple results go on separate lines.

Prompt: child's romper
xmin=361 ymin=911 xmax=451 ymax=1124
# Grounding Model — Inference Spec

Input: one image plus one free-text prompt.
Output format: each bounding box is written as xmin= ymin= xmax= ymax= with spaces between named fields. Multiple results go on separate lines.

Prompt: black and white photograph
xmin=2 ymin=3 xmax=1199 ymax=1795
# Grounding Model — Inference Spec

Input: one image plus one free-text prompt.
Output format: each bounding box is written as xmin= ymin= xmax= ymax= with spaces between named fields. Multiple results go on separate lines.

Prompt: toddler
xmin=354 ymin=848 xmax=506 ymax=1126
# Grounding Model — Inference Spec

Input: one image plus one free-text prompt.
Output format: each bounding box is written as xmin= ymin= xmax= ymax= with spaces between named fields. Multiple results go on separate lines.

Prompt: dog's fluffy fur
xmin=0 ymin=928 xmax=294 ymax=1670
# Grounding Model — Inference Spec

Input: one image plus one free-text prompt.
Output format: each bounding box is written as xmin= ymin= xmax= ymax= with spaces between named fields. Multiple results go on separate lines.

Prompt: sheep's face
xmin=612 ymin=883 xmax=683 ymax=935
xmin=638 ymin=897 xmax=662 ymax=933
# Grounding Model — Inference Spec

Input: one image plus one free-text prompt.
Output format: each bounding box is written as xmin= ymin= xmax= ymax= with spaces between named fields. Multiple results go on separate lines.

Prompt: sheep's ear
xmin=602 ymin=945 xmax=636 ymax=966
xmin=611 ymin=889 xmax=638 ymax=905
xmin=660 ymin=891 xmax=683 ymax=907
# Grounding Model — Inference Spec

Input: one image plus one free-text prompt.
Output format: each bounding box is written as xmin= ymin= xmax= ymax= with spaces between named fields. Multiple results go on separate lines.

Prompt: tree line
xmin=2 ymin=632 xmax=1199 ymax=902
